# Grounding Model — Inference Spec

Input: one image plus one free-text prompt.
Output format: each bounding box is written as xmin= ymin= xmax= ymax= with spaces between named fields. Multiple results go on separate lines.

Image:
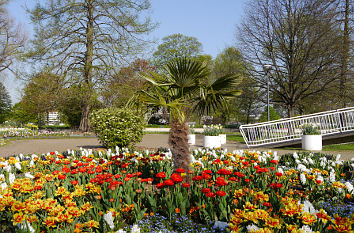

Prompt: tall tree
xmin=0 ymin=81 xmax=11 ymax=123
xmin=0 ymin=0 xmax=27 ymax=73
xmin=339 ymin=0 xmax=353 ymax=107
xmin=27 ymin=0 xmax=156 ymax=131
xmin=237 ymin=0 xmax=342 ymax=117
xmin=9 ymin=102 xmax=37 ymax=126
xmin=213 ymin=47 xmax=261 ymax=123
xmin=153 ymin=33 xmax=203 ymax=66
xmin=21 ymin=70 xmax=65 ymax=125
xmin=101 ymin=59 xmax=155 ymax=107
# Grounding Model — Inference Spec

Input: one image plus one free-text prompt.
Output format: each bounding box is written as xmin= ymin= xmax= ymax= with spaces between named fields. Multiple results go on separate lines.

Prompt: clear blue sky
xmin=4 ymin=0 xmax=248 ymax=103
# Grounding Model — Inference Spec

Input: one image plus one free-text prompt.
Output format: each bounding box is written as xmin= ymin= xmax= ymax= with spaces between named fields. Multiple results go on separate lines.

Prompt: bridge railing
xmin=239 ymin=107 xmax=354 ymax=147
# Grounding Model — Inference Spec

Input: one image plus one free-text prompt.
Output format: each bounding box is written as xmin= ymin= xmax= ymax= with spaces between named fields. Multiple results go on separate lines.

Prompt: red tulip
xmin=163 ymin=179 xmax=174 ymax=186
xmin=202 ymin=188 xmax=211 ymax=193
xmin=216 ymin=191 xmax=226 ymax=196
xmin=171 ymin=173 xmax=183 ymax=183
xmin=156 ymin=172 xmax=166 ymax=179
xmin=175 ymin=168 xmax=185 ymax=173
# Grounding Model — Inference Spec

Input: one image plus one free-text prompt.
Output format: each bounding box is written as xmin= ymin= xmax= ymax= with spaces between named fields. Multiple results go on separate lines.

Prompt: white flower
xmin=300 ymin=173 xmax=307 ymax=185
xmin=9 ymin=173 xmax=15 ymax=184
xmin=213 ymin=221 xmax=229 ymax=230
xmin=329 ymin=171 xmax=336 ymax=183
xmin=246 ymin=224 xmax=260 ymax=232
xmin=115 ymin=230 xmax=127 ymax=233
xmin=293 ymin=152 xmax=299 ymax=159
xmin=302 ymin=200 xmax=317 ymax=215
xmin=345 ymin=182 xmax=353 ymax=194
xmin=14 ymin=162 xmax=21 ymax=170
xmin=297 ymin=164 xmax=310 ymax=173
xmin=300 ymin=225 xmax=314 ymax=233
xmin=336 ymin=154 xmax=341 ymax=161
xmin=308 ymin=158 xmax=314 ymax=164
xmin=320 ymin=160 xmax=326 ymax=168
xmin=18 ymin=221 xmax=35 ymax=233
xmin=277 ymin=167 xmax=284 ymax=174
xmin=302 ymin=158 xmax=308 ymax=164
xmin=131 ymin=224 xmax=140 ymax=233
xmin=0 ymin=182 xmax=7 ymax=190
xmin=104 ymin=212 xmax=114 ymax=229
xmin=24 ymin=173 xmax=35 ymax=179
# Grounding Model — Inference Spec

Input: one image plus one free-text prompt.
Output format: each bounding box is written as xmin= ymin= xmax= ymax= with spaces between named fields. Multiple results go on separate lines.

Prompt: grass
xmin=226 ymin=132 xmax=245 ymax=144
xmin=280 ymin=143 xmax=354 ymax=151
xmin=323 ymin=143 xmax=354 ymax=151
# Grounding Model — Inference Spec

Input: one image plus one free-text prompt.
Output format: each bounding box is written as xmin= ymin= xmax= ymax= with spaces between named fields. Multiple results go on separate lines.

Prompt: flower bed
xmin=0 ymin=127 xmax=95 ymax=140
xmin=0 ymin=148 xmax=353 ymax=232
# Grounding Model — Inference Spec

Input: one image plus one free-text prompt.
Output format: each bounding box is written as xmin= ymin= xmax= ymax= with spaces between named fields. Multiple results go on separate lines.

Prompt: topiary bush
xmin=90 ymin=107 xmax=145 ymax=148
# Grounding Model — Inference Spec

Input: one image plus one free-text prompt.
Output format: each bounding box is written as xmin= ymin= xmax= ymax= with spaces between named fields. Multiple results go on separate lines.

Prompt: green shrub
xmin=90 ymin=108 xmax=145 ymax=148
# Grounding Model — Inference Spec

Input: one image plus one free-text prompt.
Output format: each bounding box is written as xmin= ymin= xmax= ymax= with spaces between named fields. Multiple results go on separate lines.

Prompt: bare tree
xmin=27 ymin=0 xmax=156 ymax=131
xmin=237 ymin=0 xmax=342 ymax=117
xmin=338 ymin=0 xmax=353 ymax=107
xmin=0 ymin=0 xmax=27 ymax=73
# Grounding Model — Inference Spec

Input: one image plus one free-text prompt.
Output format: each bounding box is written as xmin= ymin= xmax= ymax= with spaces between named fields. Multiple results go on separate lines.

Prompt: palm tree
xmin=137 ymin=57 xmax=241 ymax=171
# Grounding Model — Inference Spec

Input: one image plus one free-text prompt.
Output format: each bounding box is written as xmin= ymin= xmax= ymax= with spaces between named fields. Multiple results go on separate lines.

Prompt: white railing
xmin=240 ymin=107 xmax=354 ymax=147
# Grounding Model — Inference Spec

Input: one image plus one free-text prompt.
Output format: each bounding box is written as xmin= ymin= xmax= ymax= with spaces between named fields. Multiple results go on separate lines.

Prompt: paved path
xmin=0 ymin=134 xmax=353 ymax=160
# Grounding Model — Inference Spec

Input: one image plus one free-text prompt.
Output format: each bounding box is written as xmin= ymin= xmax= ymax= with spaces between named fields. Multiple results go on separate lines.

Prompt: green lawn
xmin=226 ymin=132 xmax=245 ymax=144
xmin=280 ymin=143 xmax=354 ymax=151
xmin=323 ymin=143 xmax=354 ymax=151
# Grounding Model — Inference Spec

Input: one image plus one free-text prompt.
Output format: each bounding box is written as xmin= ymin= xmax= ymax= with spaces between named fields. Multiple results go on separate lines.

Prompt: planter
xmin=203 ymin=135 xmax=221 ymax=149
xmin=302 ymin=135 xmax=322 ymax=151
xmin=219 ymin=134 xmax=227 ymax=144
xmin=187 ymin=134 xmax=196 ymax=145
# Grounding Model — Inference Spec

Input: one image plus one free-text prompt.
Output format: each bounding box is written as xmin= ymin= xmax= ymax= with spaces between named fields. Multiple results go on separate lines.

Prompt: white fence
xmin=240 ymin=107 xmax=354 ymax=147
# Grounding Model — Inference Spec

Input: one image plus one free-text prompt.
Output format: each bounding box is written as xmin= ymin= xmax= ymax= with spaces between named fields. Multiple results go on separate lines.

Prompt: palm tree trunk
xmin=168 ymin=120 xmax=191 ymax=172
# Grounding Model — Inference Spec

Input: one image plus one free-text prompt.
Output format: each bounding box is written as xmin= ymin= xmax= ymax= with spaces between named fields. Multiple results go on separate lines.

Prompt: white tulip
xmin=131 ymin=224 xmax=140 ymax=233
xmin=329 ymin=171 xmax=336 ymax=183
xmin=300 ymin=173 xmax=307 ymax=185
xmin=246 ymin=224 xmax=260 ymax=232
xmin=300 ymin=225 xmax=314 ymax=233
xmin=24 ymin=173 xmax=34 ymax=179
xmin=1 ymin=182 xmax=7 ymax=190
xmin=9 ymin=173 xmax=15 ymax=184
xmin=104 ymin=212 xmax=114 ymax=229
xmin=345 ymin=182 xmax=353 ymax=194
xmin=115 ymin=230 xmax=127 ymax=233
xmin=336 ymin=154 xmax=341 ymax=161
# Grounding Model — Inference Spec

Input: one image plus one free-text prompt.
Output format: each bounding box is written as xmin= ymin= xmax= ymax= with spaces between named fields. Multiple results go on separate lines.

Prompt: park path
xmin=0 ymin=134 xmax=353 ymax=160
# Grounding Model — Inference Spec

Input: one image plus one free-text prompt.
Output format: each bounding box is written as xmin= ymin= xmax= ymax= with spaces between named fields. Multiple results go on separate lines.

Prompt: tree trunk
xmin=288 ymin=105 xmax=295 ymax=118
xmin=168 ymin=120 xmax=191 ymax=172
xmin=79 ymin=103 xmax=91 ymax=132
xmin=79 ymin=0 xmax=94 ymax=132
xmin=339 ymin=0 xmax=350 ymax=108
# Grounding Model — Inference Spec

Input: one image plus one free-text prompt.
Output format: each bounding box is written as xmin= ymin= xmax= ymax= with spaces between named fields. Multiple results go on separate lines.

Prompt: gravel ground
xmin=0 ymin=134 xmax=353 ymax=160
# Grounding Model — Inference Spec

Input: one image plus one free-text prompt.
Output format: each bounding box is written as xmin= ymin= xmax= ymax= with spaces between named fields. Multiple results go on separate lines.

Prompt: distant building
xmin=46 ymin=112 xmax=61 ymax=125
